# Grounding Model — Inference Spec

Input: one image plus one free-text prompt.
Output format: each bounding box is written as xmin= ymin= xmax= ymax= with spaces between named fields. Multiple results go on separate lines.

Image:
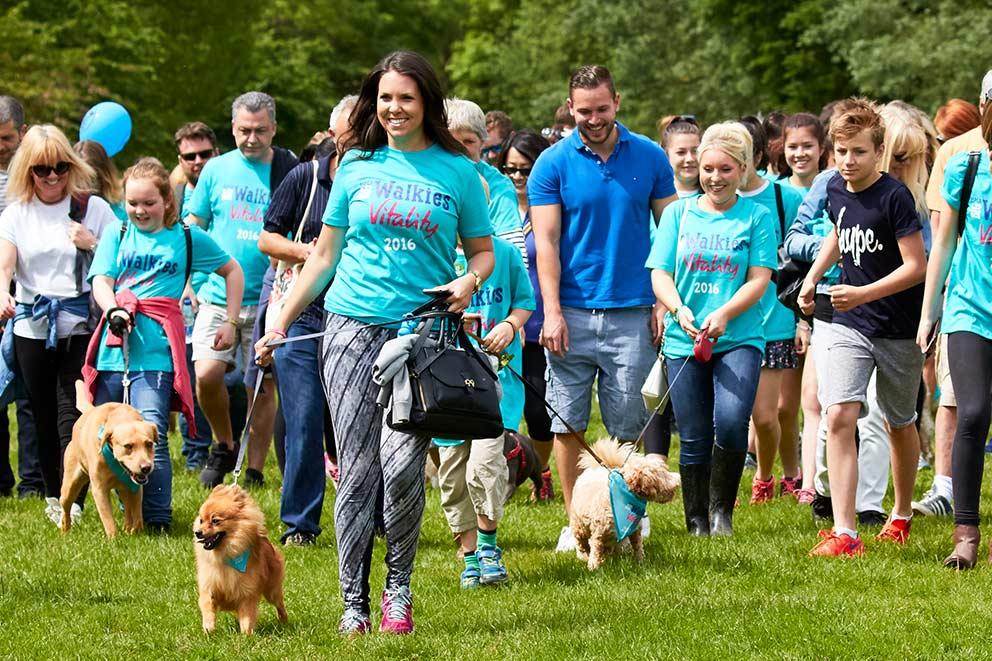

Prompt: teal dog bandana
xmin=608 ymin=469 xmax=646 ymax=542
xmin=98 ymin=425 xmax=141 ymax=493
xmin=226 ymin=549 xmax=250 ymax=573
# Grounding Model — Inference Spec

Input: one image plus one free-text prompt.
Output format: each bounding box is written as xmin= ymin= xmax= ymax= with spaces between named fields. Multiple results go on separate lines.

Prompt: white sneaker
xmin=70 ymin=503 xmax=83 ymax=525
xmin=44 ymin=497 xmax=63 ymax=526
xmin=640 ymin=516 xmax=651 ymax=539
xmin=555 ymin=525 xmax=576 ymax=553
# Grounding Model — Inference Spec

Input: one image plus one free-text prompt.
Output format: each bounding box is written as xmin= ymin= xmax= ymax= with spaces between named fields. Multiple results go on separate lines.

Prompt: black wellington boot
xmin=709 ymin=445 xmax=747 ymax=536
xmin=679 ymin=463 xmax=711 ymax=536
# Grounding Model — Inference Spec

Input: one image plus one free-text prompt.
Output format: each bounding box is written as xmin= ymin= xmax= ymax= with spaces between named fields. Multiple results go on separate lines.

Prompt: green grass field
xmin=2 ymin=403 xmax=992 ymax=660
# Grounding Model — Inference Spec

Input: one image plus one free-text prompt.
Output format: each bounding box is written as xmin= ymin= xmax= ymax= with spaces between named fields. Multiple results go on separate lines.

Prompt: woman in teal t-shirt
xmin=918 ymin=115 xmax=992 ymax=568
xmin=87 ymin=158 xmax=242 ymax=530
xmin=646 ymin=122 xmax=776 ymax=538
xmin=256 ymin=50 xmax=494 ymax=636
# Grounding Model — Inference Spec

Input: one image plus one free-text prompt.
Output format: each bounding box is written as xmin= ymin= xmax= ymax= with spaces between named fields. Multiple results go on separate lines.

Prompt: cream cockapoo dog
xmin=569 ymin=439 xmax=680 ymax=571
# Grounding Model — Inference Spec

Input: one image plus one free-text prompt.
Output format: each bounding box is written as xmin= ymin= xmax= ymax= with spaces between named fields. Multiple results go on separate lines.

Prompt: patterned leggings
xmin=321 ymin=313 xmax=431 ymax=615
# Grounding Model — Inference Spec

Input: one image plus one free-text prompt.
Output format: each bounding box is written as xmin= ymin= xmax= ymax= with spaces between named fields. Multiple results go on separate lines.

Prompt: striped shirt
xmin=0 ymin=169 xmax=9 ymax=215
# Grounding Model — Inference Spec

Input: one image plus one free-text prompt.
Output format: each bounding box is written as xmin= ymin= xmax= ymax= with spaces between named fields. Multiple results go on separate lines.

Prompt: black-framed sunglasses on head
xmin=672 ymin=114 xmax=698 ymax=126
xmin=180 ymin=148 xmax=214 ymax=162
xmin=501 ymin=166 xmax=532 ymax=177
xmin=31 ymin=161 xmax=71 ymax=177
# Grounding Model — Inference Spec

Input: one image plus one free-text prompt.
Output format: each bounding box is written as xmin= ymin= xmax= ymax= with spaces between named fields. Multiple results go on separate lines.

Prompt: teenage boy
xmin=798 ymin=98 xmax=927 ymax=557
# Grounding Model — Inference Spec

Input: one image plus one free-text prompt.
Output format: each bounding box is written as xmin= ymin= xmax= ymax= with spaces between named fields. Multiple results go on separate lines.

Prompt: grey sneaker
xmin=912 ymin=490 xmax=952 ymax=517
xmin=338 ymin=608 xmax=371 ymax=636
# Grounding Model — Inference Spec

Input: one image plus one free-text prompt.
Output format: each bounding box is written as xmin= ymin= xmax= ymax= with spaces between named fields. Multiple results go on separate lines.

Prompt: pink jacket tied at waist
xmin=82 ymin=290 xmax=196 ymax=436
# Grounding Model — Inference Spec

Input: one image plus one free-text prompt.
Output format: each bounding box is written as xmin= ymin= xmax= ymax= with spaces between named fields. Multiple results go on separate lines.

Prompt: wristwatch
xmin=469 ymin=269 xmax=482 ymax=293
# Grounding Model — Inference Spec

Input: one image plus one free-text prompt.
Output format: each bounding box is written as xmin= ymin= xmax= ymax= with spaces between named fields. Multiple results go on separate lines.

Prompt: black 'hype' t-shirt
xmin=826 ymin=172 xmax=923 ymax=339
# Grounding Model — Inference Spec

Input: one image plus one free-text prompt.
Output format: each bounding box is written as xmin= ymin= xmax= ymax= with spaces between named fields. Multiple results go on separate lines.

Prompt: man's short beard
xmin=578 ymin=120 xmax=616 ymax=145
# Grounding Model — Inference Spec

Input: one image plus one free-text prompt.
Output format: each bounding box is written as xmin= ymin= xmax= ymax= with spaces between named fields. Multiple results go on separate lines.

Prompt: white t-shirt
xmin=0 ymin=194 xmax=115 ymax=339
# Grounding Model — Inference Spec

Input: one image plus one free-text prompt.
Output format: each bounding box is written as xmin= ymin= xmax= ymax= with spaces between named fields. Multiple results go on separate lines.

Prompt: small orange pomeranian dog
xmin=193 ymin=484 xmax=288 ymax=634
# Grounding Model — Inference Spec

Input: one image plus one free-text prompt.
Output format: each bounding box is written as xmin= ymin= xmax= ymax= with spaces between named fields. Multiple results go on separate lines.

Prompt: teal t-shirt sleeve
xmin=186 ymin=165 xmax=213 ymax=221
xmin=526 ymin=151 xmax=562 ymax=207
xmin=457 ymin=165 xmax=493 ymax=239
xmin=942 ymin=151 xmax=970 ymax=209
xmin=322 ymin=160 xmax=352 ymax=228
xmin=750 ymin=207 xmax=778 ymax=270
xmin=508 ymin=249 xmax=536 ymax=312
xmin=489 ymin=185 xmax=521 ymax=236
xmin=180 ymin=186 xmax=193 ymax=220
xmin=189 ymin=225 xmax=231 ymax=273
xmin=87 ymin=220 xmax=124 ymax=281
xmin=645 ymin=199 xmax=683 ymax=271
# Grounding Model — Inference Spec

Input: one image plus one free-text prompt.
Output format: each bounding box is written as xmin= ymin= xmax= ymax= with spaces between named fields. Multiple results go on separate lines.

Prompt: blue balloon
xmin=79 ymin=102 xmax=132 ymax=157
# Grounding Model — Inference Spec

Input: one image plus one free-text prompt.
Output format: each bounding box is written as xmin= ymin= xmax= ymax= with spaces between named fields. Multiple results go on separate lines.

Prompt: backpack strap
xmin=68 ymin=193 xmax=91 ymax=222
xmin=958 ymin=151 xmax=982 ymax=237
xmin=773 ymin=183 xmax=785 ymax=240
xmin=68 ymin=193 xmax=93 ymax=293
xmin=182 ymin=222 xmax=192 ymax=284
xmin=174 ymin=183 xmax=186 ymax=219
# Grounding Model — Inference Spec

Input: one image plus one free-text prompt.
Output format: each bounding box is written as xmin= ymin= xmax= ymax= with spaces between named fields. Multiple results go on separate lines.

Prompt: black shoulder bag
xmin=958 ymin=151 xmax=982 ymax=237
xmin=773 ymin=183 xmax=812 ymax=319
xmin=386 ymin=311 xmax=504 ymax=440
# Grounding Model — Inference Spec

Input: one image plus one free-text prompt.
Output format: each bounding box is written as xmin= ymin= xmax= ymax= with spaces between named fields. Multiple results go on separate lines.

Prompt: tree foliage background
xmin=2 ymin=0 xmax=986 ymax=165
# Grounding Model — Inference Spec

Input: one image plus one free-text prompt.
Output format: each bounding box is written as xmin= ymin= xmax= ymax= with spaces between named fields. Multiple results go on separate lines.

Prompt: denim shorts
xmin=545 ymin=306 xmax=655 ymax=439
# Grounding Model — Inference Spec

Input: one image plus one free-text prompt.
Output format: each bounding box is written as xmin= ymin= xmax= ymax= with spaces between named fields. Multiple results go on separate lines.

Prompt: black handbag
xmin=771 ymin=183 xmax=813 ymax=319
xmin=386 ymin=311 xmax=504 ymax=440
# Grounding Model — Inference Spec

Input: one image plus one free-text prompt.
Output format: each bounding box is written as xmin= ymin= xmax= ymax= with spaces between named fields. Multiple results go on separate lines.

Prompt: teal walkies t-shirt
xmin=475 ymin=159 xmax=520 ymax=236
xmin=459 ymin=238 xmax=535 ymax=431
xmin=88 ymin=220 xmax=230 ymax=372
xmin=646 ymin=196 xmax=777 ymax=358
xmin=322 ymin=145 xmax=493 ymax=324
xmin=739 ymin=181 xmax=803 ymax=343
xmin=186 ymin=150 xmax=272 ymax=306
xmin=942 ymin=150 xmax=992 ymax=340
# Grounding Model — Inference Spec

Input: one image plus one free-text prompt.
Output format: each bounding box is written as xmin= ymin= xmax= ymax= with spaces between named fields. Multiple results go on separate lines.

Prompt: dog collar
xmin=608 ymin=469 xmax=646 ymax=542
xmin=98 ymin=425 xmax=141 ymax=493
xmin=226 ymin=549 xmax=250 ymax=573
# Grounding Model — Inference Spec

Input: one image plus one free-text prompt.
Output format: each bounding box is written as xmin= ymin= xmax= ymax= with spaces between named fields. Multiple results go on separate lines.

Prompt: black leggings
xmin=14 ymin=334 xmax=90 ymax=498
xmin=948 ymin=331 xmax=992 ymax=527
xmin=521 ymin=342 xmax=553 ymax=443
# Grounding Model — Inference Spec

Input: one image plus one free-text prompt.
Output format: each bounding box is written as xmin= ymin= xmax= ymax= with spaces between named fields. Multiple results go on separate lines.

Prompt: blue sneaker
xmin=985 ymin=438 xmax=992 ymax=454
xmin=478 ymin=546 xmax=508 ymax=585
xmin=460 ymin=566 xmax=481 ymax=589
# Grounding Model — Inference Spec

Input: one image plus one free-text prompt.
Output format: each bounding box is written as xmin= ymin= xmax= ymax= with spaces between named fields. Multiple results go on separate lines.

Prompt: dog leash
xmin=231 ymin=367 xmax=267 ymax=486
xmin=121 ymin=329 xmax=131 ymax=405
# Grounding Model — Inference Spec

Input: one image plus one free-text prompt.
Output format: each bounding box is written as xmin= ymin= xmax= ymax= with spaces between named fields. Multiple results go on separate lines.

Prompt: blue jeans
xmin=95 ymin=371 xmax=174 ymax=526
xmin=274 ymin=306 xmax=327 ymax=538
xmin=666 ymin=345 xmax=762 ymax=465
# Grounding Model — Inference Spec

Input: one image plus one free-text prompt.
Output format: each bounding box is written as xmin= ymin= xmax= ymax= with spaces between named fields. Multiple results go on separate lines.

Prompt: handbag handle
xmin=291 ymin=161 xmax=320 ymax=244
xmin=407 ymin=311 xmax=498 ymax=381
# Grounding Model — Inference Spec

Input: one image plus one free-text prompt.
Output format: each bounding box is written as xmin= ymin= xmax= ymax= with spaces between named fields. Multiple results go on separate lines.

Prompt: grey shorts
xmin=817 ymin=323 xmax=923 ymax=428
xmin=545 ymin=306 xmax=655 ymax=439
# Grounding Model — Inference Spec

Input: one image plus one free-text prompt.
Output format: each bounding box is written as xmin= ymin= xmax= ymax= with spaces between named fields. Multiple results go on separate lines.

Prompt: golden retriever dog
xmin=194 ymin=484 xmax=288 ymax=635
xmin=60 ymin=381 xmax=158 ymax=537
xmin=569 ymin=439 xmax=680 ymax=571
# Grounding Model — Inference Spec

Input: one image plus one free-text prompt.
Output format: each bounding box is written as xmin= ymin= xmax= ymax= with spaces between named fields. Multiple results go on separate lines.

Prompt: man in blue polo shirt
xmin=528 ymin=65 xmax=677 ymax=552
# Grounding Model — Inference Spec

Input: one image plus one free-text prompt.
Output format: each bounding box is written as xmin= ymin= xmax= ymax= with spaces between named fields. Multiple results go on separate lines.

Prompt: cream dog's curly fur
xmin=569 ymin=440 xmax=680 ymax=571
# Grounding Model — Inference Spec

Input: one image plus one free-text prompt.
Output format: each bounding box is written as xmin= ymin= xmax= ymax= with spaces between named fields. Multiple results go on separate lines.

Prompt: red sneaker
xmin=750 ymin=476 xmax=776 ymax=504
xmin=809 ymin=530 xmax=865 ymax=557
xmin=876 ymin=518 xmax=911 ymax=544
xmin=795 ymin=487 xmax=816 ymax=505
xmin=780 ymin=476 xmax=800 ymax=497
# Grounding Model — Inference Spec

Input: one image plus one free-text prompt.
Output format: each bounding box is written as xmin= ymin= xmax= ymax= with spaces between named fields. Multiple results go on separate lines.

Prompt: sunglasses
xmin=31 ymin=161 xmax=71 ymax=178
xmin=481 ymin=144 xmax=503 ymax=157
xmin=672 ymin=114 xmax=698 ymax=126
xmin=180 ymin=148 xmax=215 ymax=162
xmin=891 ymin=152 xmax=918 ymax=164
xmin=501 ymin=166 xmax=532 ymax=177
